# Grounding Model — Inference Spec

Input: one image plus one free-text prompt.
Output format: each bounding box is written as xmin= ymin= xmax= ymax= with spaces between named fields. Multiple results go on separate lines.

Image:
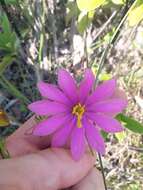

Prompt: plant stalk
xmin=92 ymin=1 xmax=137 ymax=189
xmin=98 ymin=154 xmax=107 ymax=190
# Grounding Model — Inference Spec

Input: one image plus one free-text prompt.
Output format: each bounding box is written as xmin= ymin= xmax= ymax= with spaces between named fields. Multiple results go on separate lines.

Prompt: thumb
xmin=17 ymin=148 xmax=95 ymax=190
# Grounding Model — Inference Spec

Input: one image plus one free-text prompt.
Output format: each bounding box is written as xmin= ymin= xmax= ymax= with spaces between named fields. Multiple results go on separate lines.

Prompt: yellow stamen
xmin=72 ymin=103 xmax=85 ymax=128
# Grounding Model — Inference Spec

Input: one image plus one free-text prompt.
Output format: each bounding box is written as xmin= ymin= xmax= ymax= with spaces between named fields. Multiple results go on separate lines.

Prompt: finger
xmin=8 ymin=116 xmax=51 ymax=147
xmin=17 ymin=148 xmax=95 ymax=189
xmin=6 ymin=116 xmax=52 ymax=156
xmin=70 ymin=167 xmax=105 ymax=190
xmin=6 ymin=116 xmax=95 ymax=157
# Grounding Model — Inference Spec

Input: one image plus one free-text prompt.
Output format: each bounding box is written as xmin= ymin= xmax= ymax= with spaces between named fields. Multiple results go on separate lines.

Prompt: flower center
xmin=72 ymin=103 xmax=85 ymax=128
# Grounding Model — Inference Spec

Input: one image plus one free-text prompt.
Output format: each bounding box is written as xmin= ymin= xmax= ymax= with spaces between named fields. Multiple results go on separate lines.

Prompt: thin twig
xmin=129 ymin=146 xmax=143 ymax=153
xmin=94 ymin=42 xmax=111 ymax=88
xmin=85 ymin=134 xmax=95 ymax=157
xmin=93 ymin=11 xmax=117 ymax=43
xmin=94 ymin=0 xmax=137 ymax=87
xmin=84 ymin=13 xmax=90 ymax=68
xmin=84 ymin=29 xmax=89 ymax=68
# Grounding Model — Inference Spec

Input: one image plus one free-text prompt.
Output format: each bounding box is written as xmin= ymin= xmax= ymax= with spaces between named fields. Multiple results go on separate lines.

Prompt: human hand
xmin=0 ymin=116 xmax=105 ymax=190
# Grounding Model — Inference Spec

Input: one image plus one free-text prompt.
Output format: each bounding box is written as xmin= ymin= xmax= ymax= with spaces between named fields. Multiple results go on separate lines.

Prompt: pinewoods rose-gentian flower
xmin=28 ymin=69 xmax=127 ymax=160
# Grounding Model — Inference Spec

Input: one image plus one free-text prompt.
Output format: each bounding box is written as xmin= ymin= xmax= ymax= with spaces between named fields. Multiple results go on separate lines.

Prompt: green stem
xmin=98 ymin=154 xmax=107 ymax=190
xmin=94 ymin=0 xmax=137 ymax=87
xmin=94 ymin=42 xmax=110 ymax=87
xmin=93 ymin=1 xmax=137 ymax=189
xmin=0 ymin=75 xmax=30 ymax=105
xmin=0 ymin=55 xmax=16 ymax=75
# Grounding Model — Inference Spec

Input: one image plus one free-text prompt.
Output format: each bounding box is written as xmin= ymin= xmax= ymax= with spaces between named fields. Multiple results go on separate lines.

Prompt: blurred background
xmin=0 ymin=0 xmax=143 ymax=189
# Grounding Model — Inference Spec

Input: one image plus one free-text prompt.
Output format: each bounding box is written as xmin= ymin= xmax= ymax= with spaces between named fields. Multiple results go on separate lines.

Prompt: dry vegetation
xmin=0 ymin=0 xmax=143 ymax=189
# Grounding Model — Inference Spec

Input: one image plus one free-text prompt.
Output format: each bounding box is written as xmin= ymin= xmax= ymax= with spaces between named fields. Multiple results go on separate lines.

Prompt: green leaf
xmin=0 ymin=76 xmax=30 ymax=105
xmin=4 ymin=0 xmax=18 ymax=5
xmin=0 ymin=56 xmax=16 ymax=75
xmin=101 ymin=131 xmax=109 ymax=140
xmin=128 ymin=0 xmax=143 ymax=26
xmin=77 ymin=10 xmax=94 ymax=34
xmin=99 ymin=73 xmax=112 ymax=81
xmin=112 ymin=0 xmax=125 ymax=5
xmin=66 ymin=1 xmax=79 ymax=25
xmin=115 ymin=131 xmax=126 ymax=142
xmin=1 ymin=13 xmax=11 ymax=34
xmin=76 ymin=0 xmax=105 ymax=11
xmin=117 ymin=114 xmax=143 ymax=134
xmin=0 ymin=13 xmax=18 ymax=53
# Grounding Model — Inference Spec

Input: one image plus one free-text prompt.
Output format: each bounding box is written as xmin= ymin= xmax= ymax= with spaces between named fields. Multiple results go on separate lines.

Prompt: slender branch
xmin=94 ymin=0 xmax=137 ymax=87
xmin=85 ymin=134 xmax=95 ymax=157
xmin=129 ymin=146 xmax=143 ymax=153
xmin=84 ymin=29 xmax=89 ymax=68
xmin=93 ymin=10 xmax=117 ymax=43
xmin=110 ymin=0 xmax=137 ymax=44
xmin=84 ymin=13 xmax=90 ymax=68
xmin=94 ymin=42 xmax=110 ymax=87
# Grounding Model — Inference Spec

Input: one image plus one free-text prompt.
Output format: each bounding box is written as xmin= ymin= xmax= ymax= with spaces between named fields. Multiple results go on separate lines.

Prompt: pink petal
xmin=86 ymin=79 xmax=116 ymax=105
xmin=37 ymin=81 xmax=71 ymax=105
xmin=87 ymin=98 xmax=127 ymax=115
xmin=28 ymin=100 xmax=69 ymax=116
xmin=83 ymin=118 xmax=105 ymax=155
xmin=86 ymin=113 xmax=123 ymax=133
xmin=70 ymin=127 xmax=85 ymax=161
xmin=52 ymin=117 xmax=76 ymax=147
xmin=58 ymin=69 xmax=78 ymax=103
xmin=78 ymin=69 xmax=95 ymax=103
xmin=33 ymin=114 xmax=71 ymax=136
xmin=111 ymin=88 xmax=127 ymax=100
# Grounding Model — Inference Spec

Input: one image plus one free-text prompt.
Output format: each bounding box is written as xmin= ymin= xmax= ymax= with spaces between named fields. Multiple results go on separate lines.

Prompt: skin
xmin=0 ymin=116 xmax=105 ymax=190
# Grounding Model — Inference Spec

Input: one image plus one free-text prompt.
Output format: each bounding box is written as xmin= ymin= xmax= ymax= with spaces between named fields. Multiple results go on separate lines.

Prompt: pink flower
xmin=28 ymin=69 xmax=127 ymax=160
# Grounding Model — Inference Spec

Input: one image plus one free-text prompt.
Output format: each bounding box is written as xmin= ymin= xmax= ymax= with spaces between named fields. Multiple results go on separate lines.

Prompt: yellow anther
xmin=72 ymin=103 xmax=85 ymax=128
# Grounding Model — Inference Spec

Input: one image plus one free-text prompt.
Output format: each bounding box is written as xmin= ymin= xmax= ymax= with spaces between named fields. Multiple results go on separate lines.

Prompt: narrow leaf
xmin=117 ymin=114 xmax=143 ymax=134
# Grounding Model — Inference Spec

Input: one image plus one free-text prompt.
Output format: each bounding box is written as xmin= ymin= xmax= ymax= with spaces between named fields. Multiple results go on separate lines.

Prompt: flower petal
xmin=78 ymin=69 xmax=95 ymax=103
xmin=52 ymin=117 xmax=76 ymax=147
xmin=86 ymin=79 xmax=116 ymax=105
xmin=33 ymin=114 xmax=71 ymax=136
xmin=83 ymin=118 xmax=105 ymax=155
xmin=86 ymin=113 xmax=123 ymax=133
xmin=87 ymin=98 xmax=127 ymax=115
xmin=28 ymin=100 xmax=69 ymax=116
xmin=37 ymin=81 xmax=71 ymax=105
xmin=70 ymin=127 xmax=85 ymax=161
xmin=58 ymin=69 xmax=78 ymax=103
